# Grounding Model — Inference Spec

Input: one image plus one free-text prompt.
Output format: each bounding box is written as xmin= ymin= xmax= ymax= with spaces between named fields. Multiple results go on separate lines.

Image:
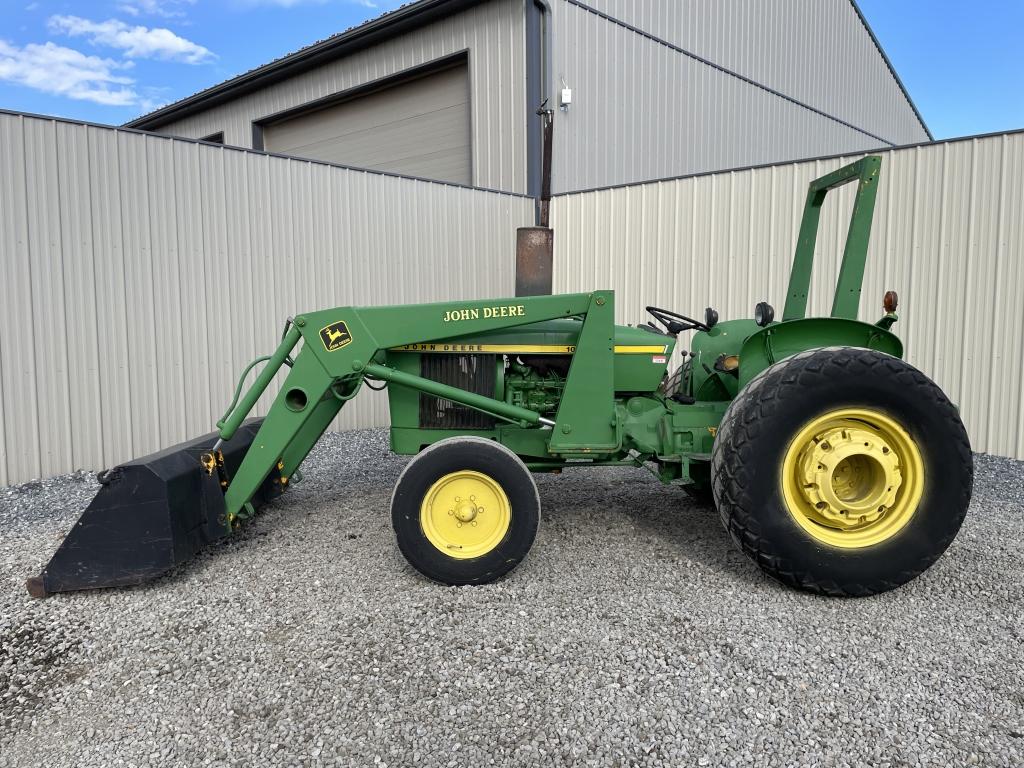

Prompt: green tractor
xmin=29 ymin=157 xmax=972 ymax=598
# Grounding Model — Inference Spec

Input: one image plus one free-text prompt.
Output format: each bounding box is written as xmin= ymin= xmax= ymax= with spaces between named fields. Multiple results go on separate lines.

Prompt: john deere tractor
xmin=29 ymin=157 xmax=973 ymax=598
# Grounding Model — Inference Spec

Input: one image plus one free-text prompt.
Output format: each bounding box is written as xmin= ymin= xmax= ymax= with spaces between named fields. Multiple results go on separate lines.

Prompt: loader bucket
xmin=26 ymin=418 xmax=282 ymax=598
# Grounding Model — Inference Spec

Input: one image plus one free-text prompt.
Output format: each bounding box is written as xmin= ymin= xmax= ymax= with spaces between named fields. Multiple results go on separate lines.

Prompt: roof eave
xmin=125 ymin=0 xmax=481 ymax=130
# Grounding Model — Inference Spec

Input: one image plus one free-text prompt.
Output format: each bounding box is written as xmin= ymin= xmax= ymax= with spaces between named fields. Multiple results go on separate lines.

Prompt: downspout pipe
xmin=527 ymin=0 xmax=553 ymax=213
xmin=518 ymin=0 xmax=556 ymax=296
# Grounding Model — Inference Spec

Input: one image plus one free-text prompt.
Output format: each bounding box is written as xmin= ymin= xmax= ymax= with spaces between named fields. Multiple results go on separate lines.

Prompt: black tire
xmin=711 ymin=346 xmax=973 ymax=597
xmin=391 ymin=437 xmax=540 ymax=585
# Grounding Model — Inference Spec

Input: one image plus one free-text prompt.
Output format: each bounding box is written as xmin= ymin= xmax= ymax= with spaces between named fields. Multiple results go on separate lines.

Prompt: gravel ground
xmin=1 ymin=428 xmax=1022 ymax=767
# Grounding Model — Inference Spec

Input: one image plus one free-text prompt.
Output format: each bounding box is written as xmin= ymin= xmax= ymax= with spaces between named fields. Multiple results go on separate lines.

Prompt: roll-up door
xmin=263 ymin=63 xmax=471 ymax=185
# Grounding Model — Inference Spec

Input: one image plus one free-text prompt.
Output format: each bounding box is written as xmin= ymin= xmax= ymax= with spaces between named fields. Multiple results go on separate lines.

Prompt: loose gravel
xmin=1 ymin=429 xmax=1021 ymax=767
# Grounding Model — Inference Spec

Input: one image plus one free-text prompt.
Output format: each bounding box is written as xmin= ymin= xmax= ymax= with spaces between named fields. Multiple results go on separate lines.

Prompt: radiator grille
xmin=419 ymin=354 xmax=498 ymax=429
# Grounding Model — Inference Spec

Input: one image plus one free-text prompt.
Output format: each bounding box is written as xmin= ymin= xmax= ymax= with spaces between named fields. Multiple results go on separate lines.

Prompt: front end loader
xmin=29 ymin=157 xmax=973 ymax=598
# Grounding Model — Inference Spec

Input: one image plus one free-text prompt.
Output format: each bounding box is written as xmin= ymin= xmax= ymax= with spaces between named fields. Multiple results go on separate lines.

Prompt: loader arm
xmin=218 ymin=291 xmax=616 ymax=523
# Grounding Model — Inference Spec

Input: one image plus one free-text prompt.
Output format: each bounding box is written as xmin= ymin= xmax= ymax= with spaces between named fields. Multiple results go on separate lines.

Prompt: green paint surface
xmin=213 ymin=158 xmax=897 ymax=521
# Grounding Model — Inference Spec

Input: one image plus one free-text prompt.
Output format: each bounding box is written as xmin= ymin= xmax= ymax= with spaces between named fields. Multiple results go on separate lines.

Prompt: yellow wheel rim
xmin=781 ymin=407 xmax=925 ymax=549
xmin=420 ymin=470 xmax=512 ymax=559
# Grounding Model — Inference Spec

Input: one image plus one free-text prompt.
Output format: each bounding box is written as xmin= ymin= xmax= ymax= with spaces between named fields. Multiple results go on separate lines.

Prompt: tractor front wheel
xmin=391 ymin=437 xmax=540 ymax=585
xmin=711 ymin=347 xmax=973 ymax=596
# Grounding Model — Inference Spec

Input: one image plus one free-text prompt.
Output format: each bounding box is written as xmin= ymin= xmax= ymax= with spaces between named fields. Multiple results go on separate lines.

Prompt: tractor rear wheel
xmin=711 ymin=346 xmax=973 ymax=596
xmin=391 ymin=437 xmax=540 ymax=585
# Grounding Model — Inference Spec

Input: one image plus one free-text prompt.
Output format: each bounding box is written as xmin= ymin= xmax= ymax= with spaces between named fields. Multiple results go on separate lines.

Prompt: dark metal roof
xmin=124 ymin=0 xmax=481 ymax=129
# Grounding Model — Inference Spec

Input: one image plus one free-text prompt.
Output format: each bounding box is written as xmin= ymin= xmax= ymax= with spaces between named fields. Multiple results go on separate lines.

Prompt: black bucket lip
xmin=108 ymin=418 xmax=260 ymax=471
xmin=28 ymin=418 xmax=281 ymax=598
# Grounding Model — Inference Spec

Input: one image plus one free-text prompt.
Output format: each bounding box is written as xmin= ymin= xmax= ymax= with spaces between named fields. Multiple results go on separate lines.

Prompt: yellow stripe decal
xmin=391 ymin=343 xmax=668 ymax=355
xmin=392 ymin=343 xmax=574 ymax=353
xmin=614 ymin=345 xmax=669 ymax=354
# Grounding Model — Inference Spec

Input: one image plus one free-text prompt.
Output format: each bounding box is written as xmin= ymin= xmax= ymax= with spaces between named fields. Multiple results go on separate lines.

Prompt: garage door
xmin=263 ymin=64 xmax=471 ymax=185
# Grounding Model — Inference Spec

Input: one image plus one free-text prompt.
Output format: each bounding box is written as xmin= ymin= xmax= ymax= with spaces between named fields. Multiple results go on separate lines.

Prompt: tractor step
xmin=26 ymin=418 xmax=283 ymax=598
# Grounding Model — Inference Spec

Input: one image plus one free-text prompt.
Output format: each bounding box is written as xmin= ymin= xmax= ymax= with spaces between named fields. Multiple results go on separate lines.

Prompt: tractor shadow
xmin=160 ymin=438 xmax=772 ymax=595
xmin=532 ymin=467 xmax=771 ymax=590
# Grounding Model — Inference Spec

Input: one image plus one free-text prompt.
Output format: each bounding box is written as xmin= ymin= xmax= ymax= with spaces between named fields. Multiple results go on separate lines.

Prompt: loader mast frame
xmin=217 ymin=292 xmax=617 ymax=523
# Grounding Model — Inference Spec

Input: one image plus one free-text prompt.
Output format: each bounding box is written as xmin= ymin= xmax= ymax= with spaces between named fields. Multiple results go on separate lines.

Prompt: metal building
xmin=5 ymin=110 xmax=1023 ymax=486
xmin=126 ymin=0 xmax=929 ymax=196
xmin=19 ymin=1 xmax=1013 ymax=488
xmin=0 ymin=109 xmax=534 ymax=486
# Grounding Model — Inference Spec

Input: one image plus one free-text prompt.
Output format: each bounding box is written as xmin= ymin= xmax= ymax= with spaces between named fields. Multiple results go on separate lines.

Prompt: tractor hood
xmin=390 ymin=318 xmax=675 ymax=393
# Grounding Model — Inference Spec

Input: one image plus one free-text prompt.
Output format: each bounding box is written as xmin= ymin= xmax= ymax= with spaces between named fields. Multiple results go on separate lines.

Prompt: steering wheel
xmin=646 ymin=305 xmax=711 ymax=334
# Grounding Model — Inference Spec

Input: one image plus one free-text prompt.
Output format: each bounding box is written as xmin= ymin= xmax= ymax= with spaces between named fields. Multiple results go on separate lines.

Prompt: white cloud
xmin=0 ymin=39 xmax=137 ymax=105
xmin=117 ymin=0 xmax=196 ymax=20
xmin=238 ymin=0 xmax=378 ymax=7
xmin=239 ymin=0 xmax=323 ymax=6
xmin=48 ymin=15 xmax=214 ymax=64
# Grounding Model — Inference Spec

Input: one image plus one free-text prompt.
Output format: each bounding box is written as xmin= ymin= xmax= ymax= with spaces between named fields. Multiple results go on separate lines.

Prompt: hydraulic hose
xmin=217 ymin=324 xmax=303 ymax=442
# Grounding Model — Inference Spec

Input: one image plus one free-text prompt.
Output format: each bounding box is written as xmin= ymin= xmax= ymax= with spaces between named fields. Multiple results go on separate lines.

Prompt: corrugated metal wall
xmin=548 ymin=0 xmax=929 ymax=192
xmin=142 ymin=0 xmax=930 ymax=196
xmin=571 ymin=0 xmax=928 ymax=146
xmin=153 ymin=0 xmax=526 ymax=193
xmin=0 ymin=111 xmax=534 ymax=485
xmin=552 ymin=131 xmax=1024 ymax=460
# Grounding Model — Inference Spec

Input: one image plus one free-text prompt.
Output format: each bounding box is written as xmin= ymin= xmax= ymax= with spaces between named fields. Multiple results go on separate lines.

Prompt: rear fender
xmin=738 ymin=318 xmax=902 ymax=388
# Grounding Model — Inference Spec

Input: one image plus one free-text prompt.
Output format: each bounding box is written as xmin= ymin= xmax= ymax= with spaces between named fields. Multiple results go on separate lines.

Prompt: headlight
xmin=754 ymin=301 xmax=775 ymax=327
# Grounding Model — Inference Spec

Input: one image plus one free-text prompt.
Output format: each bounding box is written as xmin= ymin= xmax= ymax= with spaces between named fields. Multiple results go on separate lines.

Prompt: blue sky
xmin=0 ymin=0 xmax=405 ymax=124
xmin=858 ymin=0 xmax=1024 ymax=138
xmin=0 ymin=1 xmax=1021 ymax=139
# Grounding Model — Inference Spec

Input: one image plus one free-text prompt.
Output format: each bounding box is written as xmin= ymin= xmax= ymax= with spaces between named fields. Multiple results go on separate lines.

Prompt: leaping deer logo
xmin=319 ymin=321 xmax=352 ymax=351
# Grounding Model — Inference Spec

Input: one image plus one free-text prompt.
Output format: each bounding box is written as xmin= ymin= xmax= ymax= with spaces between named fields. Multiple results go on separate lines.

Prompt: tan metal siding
xmin=154 ymin=0 xmax=525 ymax=192
xmin=552 ymin=131 xmax=1024 ymax=460
xmin=0 ymin=111 xmax=533 ymax=485
xmin=264 ymin=64 xmax=472 ymax=184
xmin=566 ymin=0 xmax=927 ymax=145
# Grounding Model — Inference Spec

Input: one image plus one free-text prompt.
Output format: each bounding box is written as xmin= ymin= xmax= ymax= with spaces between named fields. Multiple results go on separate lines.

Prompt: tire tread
xmin=711 ymin=346 xmax=973 ymax=596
